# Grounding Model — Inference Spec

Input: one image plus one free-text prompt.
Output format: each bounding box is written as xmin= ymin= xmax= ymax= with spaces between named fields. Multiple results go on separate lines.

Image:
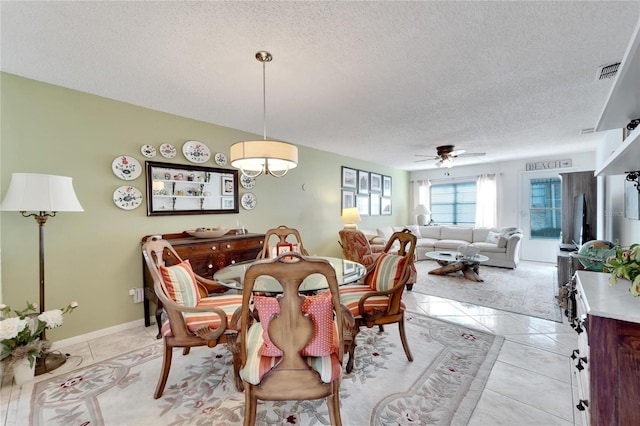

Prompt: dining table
xmin=213 ymin=256 xmax=366 ymax=293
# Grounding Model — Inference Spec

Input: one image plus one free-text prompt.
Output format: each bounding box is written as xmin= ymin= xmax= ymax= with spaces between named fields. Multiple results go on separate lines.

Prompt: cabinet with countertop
xmin=570 ymin=271 xmax=640 ymax=425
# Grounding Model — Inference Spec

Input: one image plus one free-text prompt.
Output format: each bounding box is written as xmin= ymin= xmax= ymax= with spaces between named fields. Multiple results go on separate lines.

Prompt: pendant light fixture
xmin=230 ymin=51 xmax=298 ymax=178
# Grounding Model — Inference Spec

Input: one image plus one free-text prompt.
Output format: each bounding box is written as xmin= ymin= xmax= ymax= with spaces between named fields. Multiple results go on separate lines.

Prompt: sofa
xmin=360 ymin=225 xmax=523 ymax=269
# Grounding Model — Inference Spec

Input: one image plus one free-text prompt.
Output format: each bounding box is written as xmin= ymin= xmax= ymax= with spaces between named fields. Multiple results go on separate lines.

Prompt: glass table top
xmin=213 ymin=256 xmax=366 ymax=293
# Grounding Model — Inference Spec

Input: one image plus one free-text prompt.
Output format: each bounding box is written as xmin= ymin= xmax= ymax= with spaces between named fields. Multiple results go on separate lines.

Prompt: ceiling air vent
xmin=596 ymin=62 xmax=621 ymax=80
xmin=580 ymin=128 xmax=595 ymax=135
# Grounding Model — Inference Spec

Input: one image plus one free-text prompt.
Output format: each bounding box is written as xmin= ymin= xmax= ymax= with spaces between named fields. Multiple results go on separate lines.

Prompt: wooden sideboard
xmin=571 ymin=271 xmax=640 ymax=425
xmin=141 ymin=231 xmax=265 ymax=336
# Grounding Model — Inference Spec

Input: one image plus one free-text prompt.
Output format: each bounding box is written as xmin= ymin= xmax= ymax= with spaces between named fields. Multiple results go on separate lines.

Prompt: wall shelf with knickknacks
xmin=595 ymin=18 xmax=640 ymax=177
xmin=145 ymin=161 xmax=239 ymax=216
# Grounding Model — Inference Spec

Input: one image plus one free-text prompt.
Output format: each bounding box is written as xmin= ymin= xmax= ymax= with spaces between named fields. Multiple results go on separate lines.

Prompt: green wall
xmin=0 ymin=73 xmax=409 ymax=341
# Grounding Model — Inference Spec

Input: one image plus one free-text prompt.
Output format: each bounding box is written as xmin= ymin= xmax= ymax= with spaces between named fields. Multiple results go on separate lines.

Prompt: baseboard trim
xmin=50 ymin=318 xmax=148 ymax=351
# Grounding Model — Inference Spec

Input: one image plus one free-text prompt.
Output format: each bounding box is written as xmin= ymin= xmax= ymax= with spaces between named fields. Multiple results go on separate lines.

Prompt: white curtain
xmin=475 ymin=174 xmax=497 ymax=228
xmin=412 ymin=179 xmax=431 ymax=224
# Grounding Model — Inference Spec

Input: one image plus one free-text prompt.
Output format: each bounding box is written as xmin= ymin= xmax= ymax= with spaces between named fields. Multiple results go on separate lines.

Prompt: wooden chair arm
xmin=153 ymin=279 xmax=230 ymax=340
xmin=195 ymin=274 xmax=232 ymax=294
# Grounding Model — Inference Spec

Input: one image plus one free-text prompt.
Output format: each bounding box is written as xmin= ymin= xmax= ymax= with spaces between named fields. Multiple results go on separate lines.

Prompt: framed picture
xmin=370 ymin=193 xmax=380 ymax=216
xmin=357 ymin=194 xmax=370 ymax=216
xmin=625 ymin=180 xmax=639 ymax=220
xmin=342 ymin=189 xmax=355 ymax=210
xmin=342 ymin=167 xmax=357 ymax=189
xmin=381 ymin=197 xmax=392 ymax=215
xmin=358 ymin=170 xmax=370 ymax=194
xmin=222 ymin=197 xmax=234 ymax=209
xmin=370 ymin=173 xmax=382 ymax=192
xmin=222 ymin=175 xmax=234 ymax=195
xmin=382 ymin=175 xmax=392 ymax=197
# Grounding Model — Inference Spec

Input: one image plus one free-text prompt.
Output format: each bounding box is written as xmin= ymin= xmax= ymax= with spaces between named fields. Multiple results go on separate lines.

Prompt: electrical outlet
xmin=133 ymin=288 xmax=144 ymax=303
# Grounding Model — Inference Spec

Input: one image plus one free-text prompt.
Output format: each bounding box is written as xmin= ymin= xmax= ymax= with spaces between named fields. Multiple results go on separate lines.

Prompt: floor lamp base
xmin=35 ymin=352 xmax=67 ymax=376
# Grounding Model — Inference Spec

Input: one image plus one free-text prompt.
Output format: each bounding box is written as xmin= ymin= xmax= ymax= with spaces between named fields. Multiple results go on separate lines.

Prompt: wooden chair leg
xmin=225 ymin=333 xmax=244 ymax=391
xmin=243 ymin=384 xmax=257 ymax=426
xmin=327 ymin=383 xmax=343 ymax=426
xmin=154 ymin=343 xmax=173 ymax=399
xmin=398 ymin=314 xmax=413 ymax=362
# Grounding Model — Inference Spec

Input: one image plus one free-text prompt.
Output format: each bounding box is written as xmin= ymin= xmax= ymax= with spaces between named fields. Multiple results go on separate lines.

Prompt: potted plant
xmin=605 ymin=243 xmax=640 ymax=296
xmin=0 ymin=301 xmax=77 ymax=384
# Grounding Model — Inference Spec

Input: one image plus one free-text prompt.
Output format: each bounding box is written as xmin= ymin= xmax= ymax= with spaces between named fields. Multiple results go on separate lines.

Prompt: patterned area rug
xmin=29 ymin=313 xmax=503 ymax=425
xmin=413 ymin=260 xmax=562 ymax=322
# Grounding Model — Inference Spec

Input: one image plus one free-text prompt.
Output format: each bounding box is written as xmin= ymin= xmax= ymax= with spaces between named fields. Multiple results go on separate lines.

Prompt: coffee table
xmin=426 ymin=250 xmax=490 ymax=282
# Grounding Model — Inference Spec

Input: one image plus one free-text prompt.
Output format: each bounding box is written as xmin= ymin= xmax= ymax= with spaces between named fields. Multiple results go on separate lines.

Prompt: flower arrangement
xmin=0 ymin=301 xmax=78 ymax=368
xmin=605 ymin=243 xmax=640 ymax=296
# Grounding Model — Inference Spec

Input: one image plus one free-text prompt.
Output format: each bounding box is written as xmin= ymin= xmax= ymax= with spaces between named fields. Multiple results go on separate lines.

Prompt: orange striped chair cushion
xmin=159 ymin=260 xmax=200 ymax=307
xmin=364 ymin=253 xmax=408 ymax=291
xmin=239 ymin=322 xmax=341 ymax=385
xmin=340 ymin=253 xmax=407 ymax=318
xmin=160 ymin=294 xmax=243 ymax=337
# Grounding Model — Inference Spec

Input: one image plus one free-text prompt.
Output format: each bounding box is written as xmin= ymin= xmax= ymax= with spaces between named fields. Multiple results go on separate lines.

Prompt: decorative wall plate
xmin=241 ymin=192 xmax=257 ymax=210
xmin=113 ymin=186 xmax=143 ymax=210
xmin=112 ymin=155 xmax=142 ymax=180
xmin=140 ymin=144 xmax=156 ymax=158
xmin=214 ymin=152 xmax=227 ymax=166
xmin=240 ymin=173 xmax=256 ymax=189
xmin=182 ymin=140 xmax=211 ymax=163
xmin=159 ymin=143 xmax=177 ymax=159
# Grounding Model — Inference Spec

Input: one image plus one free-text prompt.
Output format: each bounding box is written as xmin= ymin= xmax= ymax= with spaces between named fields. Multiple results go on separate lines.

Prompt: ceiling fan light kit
xmin=415 ymin=144 xmax=485 ymax=168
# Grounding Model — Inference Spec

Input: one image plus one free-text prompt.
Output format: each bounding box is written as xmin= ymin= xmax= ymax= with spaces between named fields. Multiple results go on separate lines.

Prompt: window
xmin=529 ymin=177 xmax=561 ymax=239
xmin=430 ymin=182 xmax=476 ymax=225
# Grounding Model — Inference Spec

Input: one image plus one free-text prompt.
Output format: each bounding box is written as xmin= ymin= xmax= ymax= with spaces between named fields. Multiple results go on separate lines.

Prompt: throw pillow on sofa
xmin=485 ymin=231 xmax=501 ymax=244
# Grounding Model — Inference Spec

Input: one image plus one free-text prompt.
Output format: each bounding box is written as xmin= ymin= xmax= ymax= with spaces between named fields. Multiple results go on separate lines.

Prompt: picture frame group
xmin=341 ymin=166 xmax=392 ymax=216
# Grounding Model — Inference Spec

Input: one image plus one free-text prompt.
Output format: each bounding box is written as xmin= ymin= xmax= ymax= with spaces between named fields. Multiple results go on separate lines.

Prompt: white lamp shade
xmin=341 ymin=207 xmax=361 ymax=225
xmin=0 ymin=173 xmax=84 ymax=212
xmin=414 ymin=204 xmax=430 ymax=215
xmin=230 ymin=140 xmax=298 ymax=176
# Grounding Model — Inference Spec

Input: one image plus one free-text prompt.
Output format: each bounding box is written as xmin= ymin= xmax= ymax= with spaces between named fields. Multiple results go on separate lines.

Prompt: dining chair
xmin=256 ymin=225 xmax=310 ymax=259
xmin=339 ymin=228 xmax=417 ymax=290
xmin=142 ymin=238 xmax=244 ymax=398
xmin=339 ymin=230 xmax=417 ymax=373
xmin=239 ymin=253 xmax=344 ymax=426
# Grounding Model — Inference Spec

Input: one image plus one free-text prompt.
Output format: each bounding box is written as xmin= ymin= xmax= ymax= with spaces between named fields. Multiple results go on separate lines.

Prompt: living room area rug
xmin=413 ymin=259 xmax=562 ymax=322
xmin=28 ymin=312 xmax=503 ymax=426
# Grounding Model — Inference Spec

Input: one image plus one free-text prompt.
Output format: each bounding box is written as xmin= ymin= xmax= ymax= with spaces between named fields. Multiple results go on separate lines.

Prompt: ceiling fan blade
xmin=448 ymin=149 xmax=466 ymax=157
xmin=456 ymin=152 xmax=486 ymax=158
xmin=414 ymin=158 xmax=435 ymax=163
xmin=414 ymin=154 xmax=439 ymax=158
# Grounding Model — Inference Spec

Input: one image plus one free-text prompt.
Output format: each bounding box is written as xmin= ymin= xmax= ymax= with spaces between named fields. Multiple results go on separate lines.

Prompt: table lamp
xmin=414 ymin=204 xmax=431 ymax=226
xmin=341 ymin=207 xmax=361 ymax=229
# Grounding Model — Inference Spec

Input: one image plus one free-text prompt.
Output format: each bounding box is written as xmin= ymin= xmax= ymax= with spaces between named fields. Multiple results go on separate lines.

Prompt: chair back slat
xmin=257 ymin=225 xmax=310 ymax=258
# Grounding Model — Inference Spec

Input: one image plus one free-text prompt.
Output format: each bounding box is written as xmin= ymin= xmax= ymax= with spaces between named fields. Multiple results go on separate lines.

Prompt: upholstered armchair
xmin=338 ymin=229 xmax=384 ymax=273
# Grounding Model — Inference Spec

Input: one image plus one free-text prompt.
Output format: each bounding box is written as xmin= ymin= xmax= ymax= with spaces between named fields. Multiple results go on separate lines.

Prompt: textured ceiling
xmin=2 ymin=1 xmax=639 ymax=170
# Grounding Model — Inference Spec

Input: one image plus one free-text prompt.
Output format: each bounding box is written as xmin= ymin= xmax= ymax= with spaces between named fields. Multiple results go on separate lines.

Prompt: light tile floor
xmin=1 ymin=291 xmax=580 ymax=425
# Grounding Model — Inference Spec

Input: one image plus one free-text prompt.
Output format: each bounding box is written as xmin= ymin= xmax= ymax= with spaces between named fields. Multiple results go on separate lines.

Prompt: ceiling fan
xmin=415 ymin=145 xmax=486 ymax=168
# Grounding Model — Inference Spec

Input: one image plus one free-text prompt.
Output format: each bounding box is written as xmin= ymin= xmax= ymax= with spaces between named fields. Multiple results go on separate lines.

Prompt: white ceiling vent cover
xmin=596 ymin=62 xmax=621 ymax=80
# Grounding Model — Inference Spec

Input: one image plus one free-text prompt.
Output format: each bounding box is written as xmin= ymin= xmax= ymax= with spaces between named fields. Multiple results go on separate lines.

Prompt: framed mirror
xmin=145 ymin=161 xmax=239 ymax=216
